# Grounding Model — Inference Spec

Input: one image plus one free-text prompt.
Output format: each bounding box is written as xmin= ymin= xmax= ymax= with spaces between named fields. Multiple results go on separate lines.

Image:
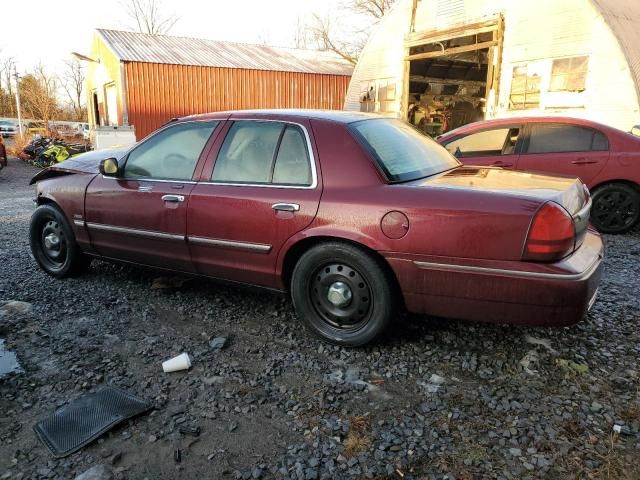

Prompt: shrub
xmin=8 ymin=132 xmax=33 ymax=157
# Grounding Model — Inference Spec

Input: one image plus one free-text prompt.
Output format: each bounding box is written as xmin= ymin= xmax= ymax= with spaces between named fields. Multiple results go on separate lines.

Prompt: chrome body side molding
xmin=188 ymin=236 xmax=272 ymax=253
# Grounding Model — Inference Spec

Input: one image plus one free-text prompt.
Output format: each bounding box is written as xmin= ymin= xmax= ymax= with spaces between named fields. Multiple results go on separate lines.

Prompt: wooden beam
xmin=406 ymin=40 xmax=498 ymax=61
xmin=405 ymin=18 xmax=500 ymax=48
xmin=410 ymin=0 xmax=418 ymax=33
xmin=409 ymin=76 xmax=487 ymax=88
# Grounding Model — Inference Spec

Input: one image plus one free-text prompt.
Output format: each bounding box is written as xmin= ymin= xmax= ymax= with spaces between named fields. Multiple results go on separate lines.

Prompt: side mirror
xmin=631 ymin=125 xmax=640 ymax=137
xmin=99 ymin=158 xmax=119 ymax=176
xmin=454 ymin=147 xmax=463 ymax=158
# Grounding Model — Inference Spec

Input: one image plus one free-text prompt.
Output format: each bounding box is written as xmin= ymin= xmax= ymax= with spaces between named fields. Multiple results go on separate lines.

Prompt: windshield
xmin=350 ymin=118 xmax=460 ymax=182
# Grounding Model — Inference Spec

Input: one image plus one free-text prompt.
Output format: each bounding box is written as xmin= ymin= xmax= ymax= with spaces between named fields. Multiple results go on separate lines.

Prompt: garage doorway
xmin=403 ymin=18 xmax=504 ymax=136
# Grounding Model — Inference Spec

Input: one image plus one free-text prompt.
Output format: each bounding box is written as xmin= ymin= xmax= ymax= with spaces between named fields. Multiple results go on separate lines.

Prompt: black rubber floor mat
xmin=34 ymin=385 xmax=152 ymax=458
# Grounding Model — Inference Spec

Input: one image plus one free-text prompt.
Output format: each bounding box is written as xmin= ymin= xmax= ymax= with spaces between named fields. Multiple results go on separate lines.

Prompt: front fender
xmin=33 ymin=173 xmax=98 ymax=253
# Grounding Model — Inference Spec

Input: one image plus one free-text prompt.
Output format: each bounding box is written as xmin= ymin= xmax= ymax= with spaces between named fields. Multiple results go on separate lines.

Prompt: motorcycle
xmin=20 ymin=136 xmax=92 ymax=168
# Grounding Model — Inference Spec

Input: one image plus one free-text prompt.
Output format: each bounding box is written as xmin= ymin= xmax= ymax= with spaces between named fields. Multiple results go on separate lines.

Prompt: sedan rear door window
xmin=212 ymin=121 xmax=313 ymax=186
xmin=212 ymin=122 xmax=283 ymax=184
xmin=526 ymin=124 xmax=609 ymax=154
xmin=272 ymin=126 xmax=312 ymax=186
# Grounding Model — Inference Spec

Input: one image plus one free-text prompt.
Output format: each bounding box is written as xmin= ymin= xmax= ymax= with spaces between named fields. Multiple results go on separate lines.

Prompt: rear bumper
xmin=384 ymin=229 xmax=604 ymax=326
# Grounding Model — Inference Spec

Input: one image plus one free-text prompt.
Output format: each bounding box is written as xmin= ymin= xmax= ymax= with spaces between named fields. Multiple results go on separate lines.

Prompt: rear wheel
xmin=291 ymin=242 xmax=395 ymax=346
xmin=591 ymin=183 xmax=640 ymax=234
xmin=30 ymin=204 xmax=91 ymax=278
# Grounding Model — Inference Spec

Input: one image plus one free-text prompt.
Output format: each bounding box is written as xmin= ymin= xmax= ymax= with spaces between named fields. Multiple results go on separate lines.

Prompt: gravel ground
xmin=1 ymin=158 xmax=639 ymax=480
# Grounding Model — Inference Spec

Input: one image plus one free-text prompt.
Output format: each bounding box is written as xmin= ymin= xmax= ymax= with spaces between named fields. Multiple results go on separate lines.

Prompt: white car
xmin=0 ymin=120 xmax=18 ymax=137
xmin=76 ymin=123 xmax=90 ymax=140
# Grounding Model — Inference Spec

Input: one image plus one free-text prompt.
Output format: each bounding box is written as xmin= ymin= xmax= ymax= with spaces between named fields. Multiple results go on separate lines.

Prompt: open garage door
xmin=403 ymin=18 xmax=504 ymax=136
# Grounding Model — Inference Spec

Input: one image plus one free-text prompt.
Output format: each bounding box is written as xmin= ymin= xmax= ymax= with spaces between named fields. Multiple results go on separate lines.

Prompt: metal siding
xmin=591 ymin=0 xmax=640 ymax=103
xmin=99 ymin=29 xmax=353 ymax=76
xmin=124 ymin=62 xmax=351 ymax=139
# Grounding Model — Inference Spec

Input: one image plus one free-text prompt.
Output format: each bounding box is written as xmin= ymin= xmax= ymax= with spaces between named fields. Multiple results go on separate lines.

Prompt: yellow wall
xmin=86 ymin=32 xmax=125 ymax=127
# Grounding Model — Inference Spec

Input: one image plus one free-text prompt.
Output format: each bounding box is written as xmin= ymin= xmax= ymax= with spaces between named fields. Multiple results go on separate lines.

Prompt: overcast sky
xmin=0 ymin=0 xmax=343 ymax=74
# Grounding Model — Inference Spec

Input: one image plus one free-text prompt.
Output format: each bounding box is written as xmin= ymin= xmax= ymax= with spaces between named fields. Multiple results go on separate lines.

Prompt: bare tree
xmin=308 ymin=0 xmax=396 ymax=64
xmin=1 ymin=56 xmax=16 ymax=97
xmin=20 ymin=65 xmax=59 ymax=134
xmin=308 ymin=14 xmax=361 ymax=65
xmin=61 ymin=59 xmax=86 ymax=121
xmin=123 ymin=0 xmax=179 ymax=35
xmin=347 ymin=0 xmax=395 ymax=18
xmin=293 ymin=16 xmax=310 ymax=49
xmin=0 ymin=56 xmax=17 ymax=117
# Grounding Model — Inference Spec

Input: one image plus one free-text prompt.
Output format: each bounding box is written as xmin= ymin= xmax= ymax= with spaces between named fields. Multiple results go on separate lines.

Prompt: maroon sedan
xmin=438 ymin=116 xmax=640 ymax=233
xmin=29 ymin=111 xmax=603 ymax=346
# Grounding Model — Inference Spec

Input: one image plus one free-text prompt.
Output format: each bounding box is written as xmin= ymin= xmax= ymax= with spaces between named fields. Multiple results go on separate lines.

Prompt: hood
xmin=412 ymin=166 xmax=588 ymax=215
xmin=30 ymin=147 xmax=130 ymax=185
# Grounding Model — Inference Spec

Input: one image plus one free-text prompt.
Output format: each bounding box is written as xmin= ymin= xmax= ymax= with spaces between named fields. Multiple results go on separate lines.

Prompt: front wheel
xmin=290 ymin=242 xmax=396 ymax=346
xmin=590 ymin=183 xmax=640 ymax=234
xmin=30 ymin=204 xmax=91 ymax=278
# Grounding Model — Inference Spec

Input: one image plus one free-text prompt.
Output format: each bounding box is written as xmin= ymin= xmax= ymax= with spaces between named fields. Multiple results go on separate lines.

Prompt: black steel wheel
xmin=39 ymin=218 xmax=67 ymax=270
xmin=291 ymin=242 xmax=396 ymax=346
xmin=591 ymin=183 xmax=640 ymax=234
xmin=310 ymin=262 xmax=373 ymax=332
xmin=30 ymin=204 xmax=91 ymax=278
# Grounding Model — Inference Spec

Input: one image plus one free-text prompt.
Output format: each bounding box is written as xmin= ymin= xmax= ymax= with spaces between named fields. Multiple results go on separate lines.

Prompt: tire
xmin=590 ymin=183 xmax=640 ymax=234
xmin=30 ymin=204 xmax=91 ymax=278
xmin=290 ymin=242 xmax=396 ymax=346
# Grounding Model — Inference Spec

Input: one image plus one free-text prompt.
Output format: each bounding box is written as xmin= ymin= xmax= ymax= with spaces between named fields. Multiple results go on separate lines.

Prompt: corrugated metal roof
xmin=97 ymin=29 xmax=353 ymax=76
xmin=591 ymin=0 xmax=640 ymax=101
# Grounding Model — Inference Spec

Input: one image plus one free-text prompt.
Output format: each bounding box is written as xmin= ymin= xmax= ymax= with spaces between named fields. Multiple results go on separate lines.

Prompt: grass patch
xmin=343 ymin=415 xmax=372 ymax=458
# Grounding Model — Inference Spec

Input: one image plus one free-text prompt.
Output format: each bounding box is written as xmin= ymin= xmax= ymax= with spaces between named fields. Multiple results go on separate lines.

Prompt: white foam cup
xmin=162 ymin=353 xmax=192 ymax=373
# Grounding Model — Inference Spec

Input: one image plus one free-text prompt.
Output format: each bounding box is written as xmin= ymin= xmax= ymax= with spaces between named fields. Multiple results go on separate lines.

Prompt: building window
xmin=509 ymin=65 xmax=541 ymax=110
xmin=549 ymin=56 xmax=589 ymax=92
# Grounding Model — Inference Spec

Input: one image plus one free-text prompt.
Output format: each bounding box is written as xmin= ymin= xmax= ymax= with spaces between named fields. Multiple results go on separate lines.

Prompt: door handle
xmin=571 ymin=159 xmax=598 ymax=165
xmin=161 ymin=194 xmax=185 ymax=203
xmin=492 ymin=161 xmax=513 ymax=168
xmin=272 ymin=203 xmax=300 ymax=212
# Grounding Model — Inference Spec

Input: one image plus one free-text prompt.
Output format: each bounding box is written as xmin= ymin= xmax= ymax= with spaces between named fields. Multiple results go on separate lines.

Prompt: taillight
xmin=523 ymin=201 xmax=575 ymax=262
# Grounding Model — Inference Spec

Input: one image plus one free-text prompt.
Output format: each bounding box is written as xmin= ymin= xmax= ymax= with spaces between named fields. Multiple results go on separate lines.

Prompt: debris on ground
xmin=34 ymin=386 xmax=152 ymax=457
xmin=0 ymin=338 xmax=22 ymax=378
xmin=162 ymin=352 xmax=192 ymax=373
xmin=524 ymin=334 xmax=559 ymax=355
xmin=0 ymin=300 xmax=33 ymax=315
xmin=519 ymin=349 xmax=540 ymax=375
xmin=208 ymin=336 xmax=228 ymax=350
xmin=556 ymin=358 xmax=590 ymax=375
xmin=73 ymin=464 xmax=114 ymax=480
xmin=151 ymin=276 xmax=191 ymax=290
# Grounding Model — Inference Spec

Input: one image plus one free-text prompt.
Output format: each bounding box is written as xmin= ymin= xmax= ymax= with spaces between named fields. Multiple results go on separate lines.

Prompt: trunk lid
xmin=413 ymin=166 xmax=591 ymax=256
xmin=413 ymin=166 xmax=588 ymax=216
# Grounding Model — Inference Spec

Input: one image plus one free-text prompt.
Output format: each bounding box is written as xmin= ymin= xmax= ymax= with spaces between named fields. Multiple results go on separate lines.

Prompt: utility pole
xmin=13 ymin=67 xmax=23 ymax=136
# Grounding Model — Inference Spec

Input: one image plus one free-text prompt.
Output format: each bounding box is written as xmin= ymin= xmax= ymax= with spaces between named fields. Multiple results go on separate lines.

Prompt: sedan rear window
xmin=526 ymin=124 xmax=609 ymax=153
xmin=351 ymin=119 xmax=460 ymax=182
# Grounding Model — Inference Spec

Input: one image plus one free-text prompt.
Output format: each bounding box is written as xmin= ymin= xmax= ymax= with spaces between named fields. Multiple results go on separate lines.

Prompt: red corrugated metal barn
xmin=85 ymin=29 xmax=354 ymax=140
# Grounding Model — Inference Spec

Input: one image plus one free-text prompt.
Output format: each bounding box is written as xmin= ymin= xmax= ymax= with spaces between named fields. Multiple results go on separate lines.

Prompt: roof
xmin=591 ymin=0 xmax=640 ymax=101
xmin=96 ymin=29 xmax=354 ymax=76
xmin=183 ymin=109 xmax=382 ymax=124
